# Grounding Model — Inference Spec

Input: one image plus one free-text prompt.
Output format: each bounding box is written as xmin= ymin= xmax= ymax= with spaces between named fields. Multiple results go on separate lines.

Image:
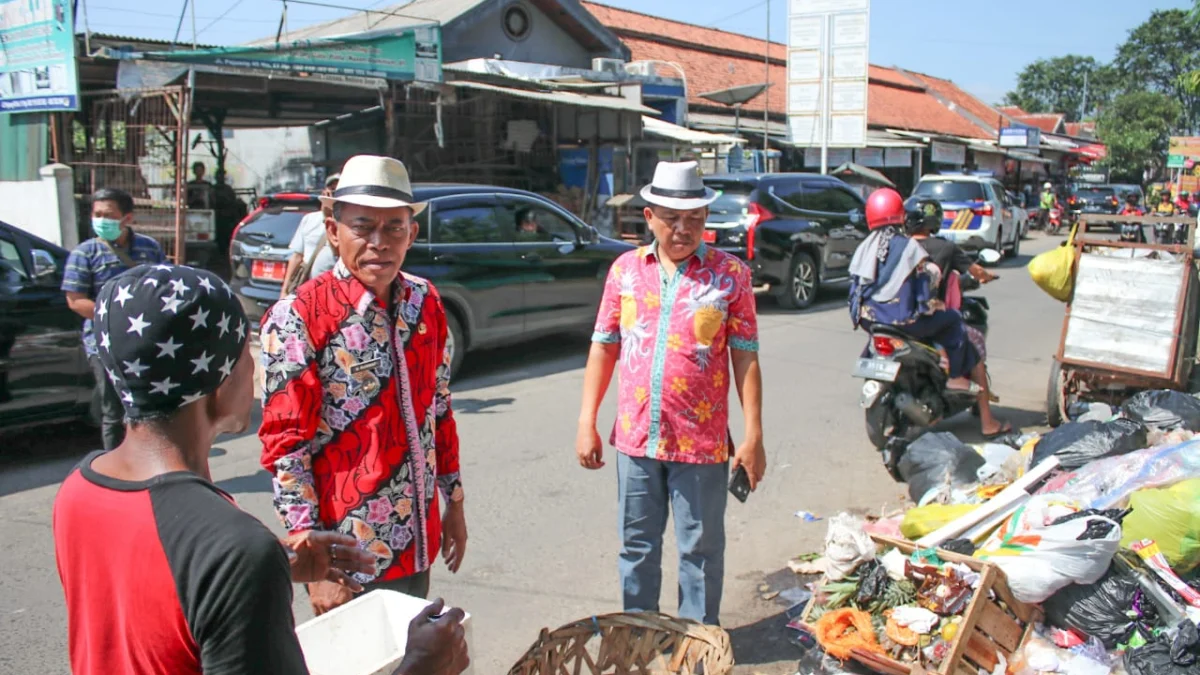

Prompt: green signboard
xmin=148 ymin=26 xmax=442 ymax=83
xmin=1169 ymin=154 xmax=1187 ymax=168
xmin=0 ymin=0 xmax=80 ymax=113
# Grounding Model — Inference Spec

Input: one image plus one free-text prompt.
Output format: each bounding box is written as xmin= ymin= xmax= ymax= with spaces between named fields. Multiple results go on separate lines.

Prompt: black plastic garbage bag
xmin=855 ymin=560 xmax=890 ymax=606
xmin=1030 ymin=418 xmax=1148 ymax=470
xmin=1122 ymin=390 xmax=1200 ymax=432
xmin=1125 ymin=621 xmax=1200 ymax=675
xmin=897 ymin=432 xmax=985 ymax=503
xmin=1043 ymin=566 xmax=1158 ymax=648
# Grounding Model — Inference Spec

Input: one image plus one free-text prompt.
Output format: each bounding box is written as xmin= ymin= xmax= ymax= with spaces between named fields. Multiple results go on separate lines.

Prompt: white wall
xmin=0 ymin=164 xmax=78 ymax=248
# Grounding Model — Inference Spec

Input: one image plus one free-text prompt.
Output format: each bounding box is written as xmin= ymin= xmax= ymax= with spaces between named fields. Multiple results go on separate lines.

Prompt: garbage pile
xmin=791 ymin=390 xmax=1200 ymax=675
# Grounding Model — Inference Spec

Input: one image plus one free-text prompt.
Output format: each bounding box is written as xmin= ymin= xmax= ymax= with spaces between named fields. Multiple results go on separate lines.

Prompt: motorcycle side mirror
xmin=978 ymin=248 xmax=1002 ymax=264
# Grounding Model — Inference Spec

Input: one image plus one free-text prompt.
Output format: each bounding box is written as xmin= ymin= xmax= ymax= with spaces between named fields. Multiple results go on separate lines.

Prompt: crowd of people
xmin=52 ymin=156 xmax=764 ymax=673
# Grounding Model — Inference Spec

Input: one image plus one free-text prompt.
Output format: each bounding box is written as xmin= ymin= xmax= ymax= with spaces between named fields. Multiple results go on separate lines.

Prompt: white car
xmin=1006 ymin=190 xmax=1030 ymax=239
xmin=911 ymin=175 xmax=1021 ymax=258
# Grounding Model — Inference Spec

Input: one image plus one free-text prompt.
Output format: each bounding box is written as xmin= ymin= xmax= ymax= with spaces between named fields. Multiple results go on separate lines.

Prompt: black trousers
xmin=89 ymin=353 xmax=125 ymax=450
xmin=362 ymin=569 xmax=431 ymax=599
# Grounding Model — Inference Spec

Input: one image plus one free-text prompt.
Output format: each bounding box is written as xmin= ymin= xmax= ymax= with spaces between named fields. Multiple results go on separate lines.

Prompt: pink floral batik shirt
xmin=592 ymin=244 xmax=759 ymax=465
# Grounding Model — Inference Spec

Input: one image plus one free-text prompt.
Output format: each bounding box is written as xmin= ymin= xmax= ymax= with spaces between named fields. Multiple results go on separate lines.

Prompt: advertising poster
xmin=0 ymin=0 xmax=79 ymax=113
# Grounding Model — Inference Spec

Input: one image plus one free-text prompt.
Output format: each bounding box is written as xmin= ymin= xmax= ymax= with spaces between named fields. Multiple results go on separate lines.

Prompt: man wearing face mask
xmin=62 ymin=188 xmax=167 ymax=449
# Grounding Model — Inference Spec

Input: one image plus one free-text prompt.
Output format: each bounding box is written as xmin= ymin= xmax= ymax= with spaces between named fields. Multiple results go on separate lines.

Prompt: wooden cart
xmin=800 ymin=535 xmax=1040 ymax=675
xmin=1046 ymin=213 xmax=1200 ymax=426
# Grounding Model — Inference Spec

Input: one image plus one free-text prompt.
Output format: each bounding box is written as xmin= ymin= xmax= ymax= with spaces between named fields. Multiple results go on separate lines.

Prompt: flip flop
xmin=982 ymin=420 xmax=1014 ymax=440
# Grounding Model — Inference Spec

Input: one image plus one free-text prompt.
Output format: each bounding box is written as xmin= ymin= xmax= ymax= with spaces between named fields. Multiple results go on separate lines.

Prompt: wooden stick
xmin=915 ymin=457 xmax=1059 ymax=548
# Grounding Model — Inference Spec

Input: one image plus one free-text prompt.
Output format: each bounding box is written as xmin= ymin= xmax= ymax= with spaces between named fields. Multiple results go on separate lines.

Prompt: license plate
xmin=702 ymin=230 xmax=717 ymax=243
xmin=252 ymin=259 xmax=287 ymax=281
xmin=853 ymin=358 xmax=901 ymax=382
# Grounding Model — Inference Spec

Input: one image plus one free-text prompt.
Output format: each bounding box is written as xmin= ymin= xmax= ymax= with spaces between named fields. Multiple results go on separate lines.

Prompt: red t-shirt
xmin=53 ymin=452 xmax=309 ymax=674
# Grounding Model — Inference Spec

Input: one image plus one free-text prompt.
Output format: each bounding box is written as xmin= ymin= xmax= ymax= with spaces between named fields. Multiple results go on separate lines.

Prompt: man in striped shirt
xmin=62 ymin=188 xmax=166 ymax=449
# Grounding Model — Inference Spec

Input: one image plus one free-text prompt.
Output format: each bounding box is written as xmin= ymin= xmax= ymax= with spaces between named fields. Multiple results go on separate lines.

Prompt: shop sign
xmin=0 ymin=0 xmax=80 ymax=113
xmin=931 ymin=141 xmax=965 ymax=165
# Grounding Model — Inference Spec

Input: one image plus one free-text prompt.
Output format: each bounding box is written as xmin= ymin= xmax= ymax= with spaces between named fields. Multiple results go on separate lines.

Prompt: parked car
xmin=0 ymin=220 xmax=95 ymax=433
xmin=230 ymin=186 xmax=634 ymax=375
xmin=911 ymin=174 xmax=1021 ymax=258
xmin=1006 ymin=190 xmax=1030 ymax=240
xmin=700 ymin=173 xmax=867 ymax=310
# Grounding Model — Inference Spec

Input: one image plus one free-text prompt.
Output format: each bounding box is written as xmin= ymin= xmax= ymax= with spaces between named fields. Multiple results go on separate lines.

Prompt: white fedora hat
xmin=320 ymin=155 xmax=425 ymax=215
xmin=639 ymin=160 xmax=718 ymax=210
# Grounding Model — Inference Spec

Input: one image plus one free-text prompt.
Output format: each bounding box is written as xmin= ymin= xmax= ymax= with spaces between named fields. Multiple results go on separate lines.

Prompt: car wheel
xmin=777 ymin=251 xmax=818 ymax=310
xmin=446 ymin=310 xmax=466 ymax=379
xmin=1005 ymin=229 xmax=1020 ymax=258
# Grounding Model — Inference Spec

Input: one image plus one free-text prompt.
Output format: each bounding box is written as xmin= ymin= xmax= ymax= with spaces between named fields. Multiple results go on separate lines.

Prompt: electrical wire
xmin=705 ymin=0 xmax=770 ymax=32
xmin=196 ymin=0 xmax=248 ymax=37
xmin=264 ymin=0 xmax=437 ymax=24
xmin=171 ymin=0 xmax=188 ymax=45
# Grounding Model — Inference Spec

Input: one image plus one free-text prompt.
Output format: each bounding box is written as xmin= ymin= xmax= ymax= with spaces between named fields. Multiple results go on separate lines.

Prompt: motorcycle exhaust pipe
xmin=893 ymin=392 xmax=934 ymax=426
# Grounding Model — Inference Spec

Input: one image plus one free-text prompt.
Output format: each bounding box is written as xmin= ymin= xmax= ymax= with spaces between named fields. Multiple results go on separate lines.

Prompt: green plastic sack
xmin=1121 ymin=478 xmax=1200 ymax=572
xmin=900 ymin=503 xmax=979 ymax=539
xmin=1027 ymin=225 xmax=1077 ymax=302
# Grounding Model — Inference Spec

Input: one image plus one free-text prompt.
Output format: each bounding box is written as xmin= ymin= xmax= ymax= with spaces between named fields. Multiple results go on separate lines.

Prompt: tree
xmin=1114 ymin=8 xmax=1200 ymax=133
xmin=1003 ymin=56 xmax=1116 ymax=122
xmin=1097 ymin=91 xmax=1182 ymax=183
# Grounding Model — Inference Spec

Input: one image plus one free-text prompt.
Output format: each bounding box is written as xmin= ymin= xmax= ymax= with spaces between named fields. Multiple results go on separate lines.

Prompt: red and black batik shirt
xmin=53 ymin=452 xmax=307 ymax=675
xmin=259 ymin=261 xmax=462 ymax=584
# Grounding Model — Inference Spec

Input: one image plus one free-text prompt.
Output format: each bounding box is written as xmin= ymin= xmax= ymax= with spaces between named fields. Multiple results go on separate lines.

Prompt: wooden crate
xmin=801 ymin=535 xmax=1041 ymax=675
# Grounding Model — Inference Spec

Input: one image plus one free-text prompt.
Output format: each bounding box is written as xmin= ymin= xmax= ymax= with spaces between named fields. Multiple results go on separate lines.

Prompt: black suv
xmin=0 ymin=220 xmax=95 ymax=432
xmin=702 ymin=173 xmax=867 ymax=309
xmin=230 ymin=185 xmax=635 ymax=374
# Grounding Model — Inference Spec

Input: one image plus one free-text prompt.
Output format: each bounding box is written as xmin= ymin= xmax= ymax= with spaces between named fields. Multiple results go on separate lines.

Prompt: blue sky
xmin=81 ymin=0 xmax=1190 ymax=105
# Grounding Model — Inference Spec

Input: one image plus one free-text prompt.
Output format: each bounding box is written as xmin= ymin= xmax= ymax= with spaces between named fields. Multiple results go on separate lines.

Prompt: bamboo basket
xmin=801 ymin=535 xmax=1041 ymax=675
xmin=507 ymin=612 xmax=734 ymax=675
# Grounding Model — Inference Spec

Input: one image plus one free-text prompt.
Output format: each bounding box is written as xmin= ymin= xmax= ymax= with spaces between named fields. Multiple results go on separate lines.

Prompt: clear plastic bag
xmin=1041 ymin=439 xmax=1200 ymax=509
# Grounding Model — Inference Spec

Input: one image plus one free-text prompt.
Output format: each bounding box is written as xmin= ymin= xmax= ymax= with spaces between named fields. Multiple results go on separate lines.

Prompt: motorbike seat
xmin=870 ymin=324 xmax=918 ymax=341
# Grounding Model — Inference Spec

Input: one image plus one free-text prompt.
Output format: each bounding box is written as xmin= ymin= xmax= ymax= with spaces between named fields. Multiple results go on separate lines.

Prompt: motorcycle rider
xmin=900 ymin=197 xmax=1010 ymax=439
xmin=1176 ymin=190 xmax=1191 ymax=214
xmin=848 ymin=188 xmax=982 ymax=399
xmin=1119 ymin=193 xmax=1147 ymax=243
xmin=1038 ymin=181 xmax=1056 ymax=229
xmin=1156 ymin=190 xmax=1180 ymax=216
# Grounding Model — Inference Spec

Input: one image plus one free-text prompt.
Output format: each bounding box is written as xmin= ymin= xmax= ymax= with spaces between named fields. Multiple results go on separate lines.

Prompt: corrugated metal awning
xmin=1007 ymin=151 xmax=1053 ymax=165
xmin=450 ymin=80 xmax=659 ymax=114
xmin=641 ymin=116 xmax=741 ymax=145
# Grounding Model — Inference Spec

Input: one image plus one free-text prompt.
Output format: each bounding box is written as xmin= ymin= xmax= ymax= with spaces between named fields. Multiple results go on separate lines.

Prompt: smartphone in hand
xmin=728 ymin=465 xmax=751 ymax=503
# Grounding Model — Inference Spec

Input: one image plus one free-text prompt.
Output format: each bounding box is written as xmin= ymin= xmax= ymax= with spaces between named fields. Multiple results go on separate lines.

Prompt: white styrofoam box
xmin=297 ymin=590 xmax=473 ymax=675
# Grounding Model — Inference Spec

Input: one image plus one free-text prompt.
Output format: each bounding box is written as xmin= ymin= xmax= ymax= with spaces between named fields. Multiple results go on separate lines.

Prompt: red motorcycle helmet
xmin=865 ymin=188 xmax=906 ymax=230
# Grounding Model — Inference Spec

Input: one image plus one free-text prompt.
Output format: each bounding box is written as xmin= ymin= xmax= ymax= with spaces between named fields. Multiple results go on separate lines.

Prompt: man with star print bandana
xmin=52 ymin=264 xmax=470 ymax=674
xmin=259 ymin=155 xmax=465 ymax=615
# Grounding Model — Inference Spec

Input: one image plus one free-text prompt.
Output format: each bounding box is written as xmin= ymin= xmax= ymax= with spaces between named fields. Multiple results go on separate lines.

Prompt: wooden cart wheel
xmin=1046 ymin=358 xmax=1069 ymax=427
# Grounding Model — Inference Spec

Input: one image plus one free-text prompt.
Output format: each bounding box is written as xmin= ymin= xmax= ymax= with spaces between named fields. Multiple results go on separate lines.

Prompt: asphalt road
xmin=0 ymin=231 xmax=1068 ymax=675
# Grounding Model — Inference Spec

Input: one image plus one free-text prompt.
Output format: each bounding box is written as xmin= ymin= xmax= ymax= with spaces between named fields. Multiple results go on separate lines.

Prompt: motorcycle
xmin=853 ymin=249 xmax=1001 ymax=479
xmin=1047 ymin=204 xmax=1064 ymax=235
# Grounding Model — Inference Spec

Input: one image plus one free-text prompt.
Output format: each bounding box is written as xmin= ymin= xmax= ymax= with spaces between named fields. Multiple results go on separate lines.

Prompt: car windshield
xmin=238 ymin=206 xmax=314 ymax=240
xmin=913 ymin=180 xmax=985 ymax=202
xmin=1072 ymin=187 xmax=1116 ymax=199
xmin=705 ymin=185 xmax=753 ymax=224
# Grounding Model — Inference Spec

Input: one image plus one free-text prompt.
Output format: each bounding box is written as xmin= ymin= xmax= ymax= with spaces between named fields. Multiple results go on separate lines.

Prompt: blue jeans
xmin=617 ymin=452 xmax=728 ymax=625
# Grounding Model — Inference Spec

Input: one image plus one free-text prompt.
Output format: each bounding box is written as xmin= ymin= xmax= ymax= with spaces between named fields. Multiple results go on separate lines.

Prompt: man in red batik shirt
xmin=260 ymin=155 xmax=466 ymax=615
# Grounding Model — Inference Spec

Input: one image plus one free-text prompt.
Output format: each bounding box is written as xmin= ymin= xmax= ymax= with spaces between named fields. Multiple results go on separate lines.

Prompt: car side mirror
xmin=849 ymin=209 xmax=864 ymax=225
xmin=31 ymin=249 xmax=58 ymax=283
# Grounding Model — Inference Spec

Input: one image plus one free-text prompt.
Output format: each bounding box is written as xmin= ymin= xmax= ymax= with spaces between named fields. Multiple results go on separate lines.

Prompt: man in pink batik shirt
xmin=575 ymin=160 xmax=766 ymax=625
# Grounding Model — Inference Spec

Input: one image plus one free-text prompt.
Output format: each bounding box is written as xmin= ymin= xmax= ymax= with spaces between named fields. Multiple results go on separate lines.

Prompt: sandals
xmin=982 ymin=420 xmax=1015 ymax=440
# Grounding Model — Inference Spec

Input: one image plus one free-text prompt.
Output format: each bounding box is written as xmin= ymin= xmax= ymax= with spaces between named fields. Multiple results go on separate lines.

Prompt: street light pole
xmin=764 ymin=0 xmax=771 ymax=157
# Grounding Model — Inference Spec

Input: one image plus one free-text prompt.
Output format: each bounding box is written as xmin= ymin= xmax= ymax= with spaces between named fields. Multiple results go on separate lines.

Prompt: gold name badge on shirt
xmin=350 ymin=357 xmax=383 ymax=375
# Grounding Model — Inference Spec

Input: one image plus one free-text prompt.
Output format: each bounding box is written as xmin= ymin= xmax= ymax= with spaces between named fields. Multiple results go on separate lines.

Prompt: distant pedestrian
xmin=281 ymin=172 xmax=340 ymax=297
xmin=260 ymin=155 xmax=466 ymax=616
xmin=62 ymin=188 xmax=166 ymax=449
xmin=576 ymin=160 xmax=765 ymax=625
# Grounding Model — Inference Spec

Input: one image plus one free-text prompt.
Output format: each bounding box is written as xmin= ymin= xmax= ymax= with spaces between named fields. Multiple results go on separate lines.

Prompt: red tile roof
xmin=998 ymin=105 xmax=1028 ymax=117
xmin=1064 ymin=121 xmax=1097 ymax=138
xmin=1009 ymin=113 xmax=1065 ymax=134
xmin=582 ymin=1 xmax=998 ymax=139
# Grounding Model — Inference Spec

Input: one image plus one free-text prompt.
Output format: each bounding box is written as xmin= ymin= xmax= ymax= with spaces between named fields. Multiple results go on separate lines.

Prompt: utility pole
xmin=764 ymin=0 xmax=771 ymax=158
xmin=1079 ymin=69 xmax=1089 ymax=122
xmin=190 ymin=0 xmax=197 ymax=49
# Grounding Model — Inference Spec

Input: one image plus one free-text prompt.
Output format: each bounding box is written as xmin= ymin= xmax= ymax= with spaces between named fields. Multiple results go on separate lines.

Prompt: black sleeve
xmin=949 ymin=244 xmax=974 ymax=275
xmin=153 ymin=478 xmax=309 ymax=675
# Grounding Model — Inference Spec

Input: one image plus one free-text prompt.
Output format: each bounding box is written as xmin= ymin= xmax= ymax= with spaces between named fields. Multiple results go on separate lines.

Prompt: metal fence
xmin=71 ymin=86 xmax=191 ymax=261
